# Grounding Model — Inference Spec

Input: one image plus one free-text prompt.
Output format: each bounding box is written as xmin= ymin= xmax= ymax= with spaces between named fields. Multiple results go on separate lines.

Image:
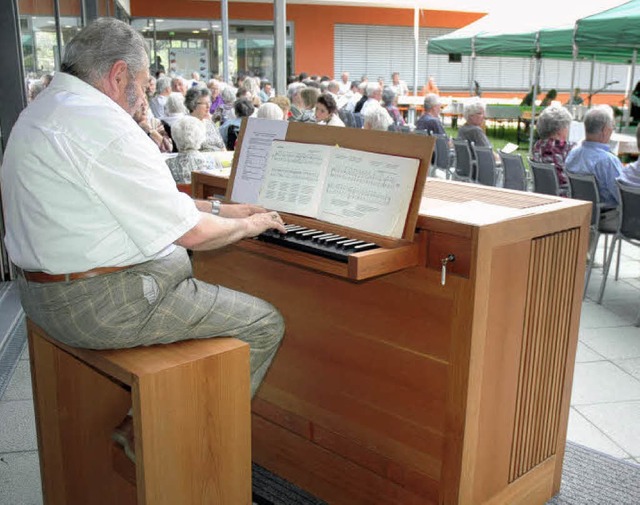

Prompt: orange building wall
xmin=128 ymin=0 xmax=484 ymax=76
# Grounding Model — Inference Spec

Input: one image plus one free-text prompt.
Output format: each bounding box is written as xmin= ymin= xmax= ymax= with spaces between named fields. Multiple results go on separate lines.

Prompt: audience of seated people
xmin=457 ymin=100 xmax=493 ymax=148
xmin=165 ymin=116 xmax=221 ymax=184
xmin=315 ymin=93 xmax=345 ymax=127
xmin=416 ymin=93 xmax=445 ymax=135
xmin=565 ymin=106 xmax=622 ymax=232
xmin=184 ymin=87 xmax=226 ymax=152
xmin=532 ymin=105 xmax=574 ymax=195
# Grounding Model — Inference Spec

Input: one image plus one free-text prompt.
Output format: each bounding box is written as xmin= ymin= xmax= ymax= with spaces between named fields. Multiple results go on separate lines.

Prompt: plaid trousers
xmin=17 ymin=247 xmax=284 ymax=397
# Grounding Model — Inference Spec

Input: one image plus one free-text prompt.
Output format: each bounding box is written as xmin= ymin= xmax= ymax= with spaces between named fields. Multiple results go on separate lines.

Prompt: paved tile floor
xmin=0 ymin=240 xmax=638 ymax=503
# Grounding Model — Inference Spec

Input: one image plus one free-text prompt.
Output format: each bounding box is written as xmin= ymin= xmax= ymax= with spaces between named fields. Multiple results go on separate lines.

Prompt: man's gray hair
xmin=536 ymin=105 xmax=573 ymax=139
xmin=287 ymin=82 xmax=306 ymax=101
xmin=364 ymin=104 xmax=393 ymax=131
xmin=221 ymin=86 xmax=236 ymax=104
xmin=584 ymin=105 xmax=614 ymax=136
xmin=365 ymin=82 xmax=380 ymax=97
xmin=156 ymin=76 xmax=172 ymax=94
xmin=463 ymin=99 xmax=485 ymax=121
xmin=423 ymin=93 xmax=440 ymax=112
xmin=327 ymin=80 xmax=340 ymax=94
xmin=172 ymin=116 xmax=206 ymax=152
xmin=61 ymin=18 xmax=149 ymax=86
xmin=257 ymin=102 xmax=284 ymax=120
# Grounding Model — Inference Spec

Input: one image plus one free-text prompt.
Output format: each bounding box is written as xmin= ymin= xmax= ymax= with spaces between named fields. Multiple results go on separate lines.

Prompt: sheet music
xmin=318 ymin=148 xmax=419 ymax=238
xmin=257 ymin=142 xmax=330 ymax=215
xmin=258 ymin=141 xmax=419 ymax=238
xmin=231 ymin=118 xmax=289 ymax=204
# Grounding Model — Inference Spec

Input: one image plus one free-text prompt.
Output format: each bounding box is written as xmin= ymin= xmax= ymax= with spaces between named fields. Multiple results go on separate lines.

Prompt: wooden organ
xmin=191 ymin=124 xmax=591 ymax=505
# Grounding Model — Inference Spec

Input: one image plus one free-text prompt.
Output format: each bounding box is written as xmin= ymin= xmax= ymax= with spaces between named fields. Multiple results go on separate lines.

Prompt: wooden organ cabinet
xmin=191 ymin=126 xmax=591 ymax=504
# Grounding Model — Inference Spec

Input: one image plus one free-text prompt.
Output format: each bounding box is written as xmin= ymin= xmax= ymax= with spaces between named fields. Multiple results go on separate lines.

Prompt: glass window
xmin=132 ymin=18 xmax=293 ymax=83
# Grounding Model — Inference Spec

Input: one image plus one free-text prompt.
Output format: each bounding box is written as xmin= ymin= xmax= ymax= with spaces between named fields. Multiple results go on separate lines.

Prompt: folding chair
xmin=452 ymin=139 xmax=477 ymax=183
xmin=567 ymin=173 xmax=618 ymax=299
xmin=529 ymin=160 xmax=561 ymax=196
xmin=429 ymin=134 xmax=454 ymax=179
xmin=474 ymin=145 xmax=499 ymax=186
xmin=597 ymin=181 xmax=640 ymax=311
xmin=498 ymin=151 xmax=528 ymax=191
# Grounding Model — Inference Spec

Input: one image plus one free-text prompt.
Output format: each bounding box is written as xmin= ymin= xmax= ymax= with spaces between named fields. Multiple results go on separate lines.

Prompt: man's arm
xmin=176 ymin=210 xmax=286 ymax=251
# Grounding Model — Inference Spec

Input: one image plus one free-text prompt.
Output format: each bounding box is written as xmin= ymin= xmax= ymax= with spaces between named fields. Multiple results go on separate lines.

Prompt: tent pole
xmin=470 ymin=37 xmax=476 ymax=95
xmin=221 ymin=0 xmax=230 ymax=85
xmin=528 ymin=34 xmax=541 ymax=158
xmin=274 ymin=0 xmax=287 ymax=97
xmin=569 ymin=23 xmax=578 ymax=117
xmin=587 ymin=55 xmax=596 ymax=107
xmin=626 ymin=49 xmax=637 ymax=129
xmin=413 ymin=5 xmax=420 ymax=96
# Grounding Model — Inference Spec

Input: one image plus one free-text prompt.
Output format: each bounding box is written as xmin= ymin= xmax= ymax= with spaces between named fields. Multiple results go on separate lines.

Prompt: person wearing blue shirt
xmin=565 ymin=106 xmax=622 ymax=232
xmin=416 ymin=93 xmax=445 ymax=135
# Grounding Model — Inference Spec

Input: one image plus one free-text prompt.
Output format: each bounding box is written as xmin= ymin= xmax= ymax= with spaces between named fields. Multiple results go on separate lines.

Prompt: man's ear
xmin=103 ymin=60 xmax=128 ymax=97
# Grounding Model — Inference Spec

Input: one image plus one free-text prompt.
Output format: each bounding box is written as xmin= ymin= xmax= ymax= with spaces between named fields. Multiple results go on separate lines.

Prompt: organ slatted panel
xmin=509 ymin=228 xmax=580 ymax=481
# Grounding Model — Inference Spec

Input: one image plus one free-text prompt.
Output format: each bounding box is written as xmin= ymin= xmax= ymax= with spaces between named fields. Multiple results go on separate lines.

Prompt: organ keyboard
xmin=256 ymin=224 xmax=380 ymax=263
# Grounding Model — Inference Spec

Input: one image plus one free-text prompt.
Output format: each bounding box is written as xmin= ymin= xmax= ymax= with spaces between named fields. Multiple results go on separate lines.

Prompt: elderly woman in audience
xmin=257 ymin=102 xmax=286 ymax=120
xmin=457 ymin=100 xmax=492 ymax=148
xmin=160 ymin=92 xmax=188 ymax=152
xmin=219 ymin=98 xmax=256 ymax=150
xmin=162 ymin=92 xmax=188 ymax=128
xmin=165 ymin=116 xmax=220 ymax=184
xmin=532 ymin=105 xmax=575 ymax=195
xmin=363 ymin=104 xmax=393 ymax=131
xmin=381 ymin=87 xmax=405 ymax=127
xmin=184 ymin=86 xmax=226 ymax=151
xmin=219 ymin=86 xmax=237 ymax=124
xmin=133 ymin=97 xmax=173 ymax=153
xmin=207 ymin=79 xmax=225 ymax=121
xmin=294 ymin=87 xmax=319 ymax=123
xmin=315 ymin=93 xmax=345 ymax=127
xmin=287 ymin=82 xmax=307 ymax=121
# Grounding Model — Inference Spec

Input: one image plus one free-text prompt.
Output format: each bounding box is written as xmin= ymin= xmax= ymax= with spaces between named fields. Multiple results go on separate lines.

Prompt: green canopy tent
xmin=575 ymin=0 xmax=640 ymax=124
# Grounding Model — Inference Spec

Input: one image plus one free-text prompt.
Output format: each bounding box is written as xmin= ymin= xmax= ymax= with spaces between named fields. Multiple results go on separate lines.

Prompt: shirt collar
xmin=48 ymin=72 xmax=129 ymax=117
xmin=582 ymin=140 xmax=612 ymax=152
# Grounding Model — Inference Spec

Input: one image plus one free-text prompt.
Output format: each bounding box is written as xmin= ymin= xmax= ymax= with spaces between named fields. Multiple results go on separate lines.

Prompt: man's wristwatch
xmin=210 ymin=199 xmax=222 ymax=215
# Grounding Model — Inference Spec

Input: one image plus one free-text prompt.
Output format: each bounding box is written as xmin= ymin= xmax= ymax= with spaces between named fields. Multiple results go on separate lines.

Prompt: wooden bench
xmin=27 ymin=320 xmax=251 ymax=505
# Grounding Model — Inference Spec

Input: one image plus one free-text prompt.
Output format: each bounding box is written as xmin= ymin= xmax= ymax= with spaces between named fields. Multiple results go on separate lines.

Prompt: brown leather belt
xmin=22 ymin=265 xmax=132 ymax=283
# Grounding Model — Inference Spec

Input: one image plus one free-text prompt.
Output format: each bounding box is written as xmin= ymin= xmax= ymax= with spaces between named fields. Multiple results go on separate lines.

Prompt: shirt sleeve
xmin=86 ymin=129 xmax=201 ymax=257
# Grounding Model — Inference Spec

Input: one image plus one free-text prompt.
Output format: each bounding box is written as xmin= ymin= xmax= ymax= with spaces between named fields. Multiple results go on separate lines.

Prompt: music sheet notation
xmin=231 ymin=118 xmax=289 ymax=204
xmin=258 ymin=141 xmax=419 ymax=238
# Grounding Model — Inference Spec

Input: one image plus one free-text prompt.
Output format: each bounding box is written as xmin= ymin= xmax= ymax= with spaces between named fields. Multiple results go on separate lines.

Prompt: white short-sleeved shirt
xmin=1 ymin=73 xmax=201 ymax=274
